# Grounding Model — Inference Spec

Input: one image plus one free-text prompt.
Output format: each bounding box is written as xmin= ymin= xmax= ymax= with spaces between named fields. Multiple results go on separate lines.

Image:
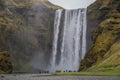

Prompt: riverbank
xmin=0 ymin=74 xmax=120 ymax=80
xmin=53 ymin=72 xmax=120 ymax=76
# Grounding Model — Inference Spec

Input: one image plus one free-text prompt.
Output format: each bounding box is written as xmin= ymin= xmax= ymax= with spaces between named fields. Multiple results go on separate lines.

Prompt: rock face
xmin=80 ymin=0 xmax=120 ymax=72
xmin=0 ymin=0 xmax=62 ymax=73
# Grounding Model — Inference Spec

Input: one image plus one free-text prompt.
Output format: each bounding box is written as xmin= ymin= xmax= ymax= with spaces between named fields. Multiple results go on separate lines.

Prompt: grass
xmin=53 ymin=72 xmax=120 ymax=76
xmin=0 ymin=70 xmax=7 ymax=74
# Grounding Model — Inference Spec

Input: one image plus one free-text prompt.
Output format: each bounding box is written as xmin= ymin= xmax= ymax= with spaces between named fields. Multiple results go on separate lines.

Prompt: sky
xmin=49 ymin=0 xmax=96 ymax=9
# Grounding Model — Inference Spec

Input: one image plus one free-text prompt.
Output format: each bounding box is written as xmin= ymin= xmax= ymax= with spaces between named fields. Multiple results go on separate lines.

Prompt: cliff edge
xmin=80 ymin=0 xmax=120 ymax=72
xmin=0 ymin=0 xmax=62 ymax=73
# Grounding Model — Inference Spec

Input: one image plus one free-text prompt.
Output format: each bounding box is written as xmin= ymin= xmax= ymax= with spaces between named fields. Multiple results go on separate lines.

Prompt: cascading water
xmin=51 ymin=10 xmax=63 ymax=72
xmin=82 ymin=9 xmax=87 ymax=59
xmin=51 ymin=9 xmax=87 ymax=72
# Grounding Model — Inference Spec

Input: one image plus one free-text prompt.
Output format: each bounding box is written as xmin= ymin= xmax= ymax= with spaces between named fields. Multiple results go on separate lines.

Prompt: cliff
xmin=80 ymin=0 xmax=120 ymax=72
xmin=0 ymin=0 xmax=62 ymax=73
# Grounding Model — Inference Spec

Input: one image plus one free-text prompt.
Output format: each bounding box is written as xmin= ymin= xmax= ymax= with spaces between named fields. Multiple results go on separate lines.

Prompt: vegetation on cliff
xmin=80 ymin=0 xmax=120 ymax=72
xmin=0 ymin=0 xmax=61 ymax=74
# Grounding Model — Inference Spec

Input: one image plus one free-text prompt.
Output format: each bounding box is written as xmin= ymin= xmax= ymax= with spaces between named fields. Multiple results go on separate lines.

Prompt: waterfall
xmin=51 ymin=10 xmax=63 ymax=72
xmin=51 ymin=9 xmax=87 ymax=72
xmin=82 ymin=9 xmax=87 ymax=59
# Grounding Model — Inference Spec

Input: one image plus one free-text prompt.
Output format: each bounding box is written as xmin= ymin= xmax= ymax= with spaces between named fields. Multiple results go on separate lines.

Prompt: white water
xmin=51 ymin=10 xmax=63 ymax=72
xmin=82 ymin=9 xmax=87 ymax=59
xmin=51 ymin=9 xmax=87 ymax=72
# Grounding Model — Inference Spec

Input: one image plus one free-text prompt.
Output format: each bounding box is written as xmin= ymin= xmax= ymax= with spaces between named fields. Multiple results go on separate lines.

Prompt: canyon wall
xmin=0 ymin=0 xmax=62 ymax=73
xmin=80 ymin=0 xmax=120 ymax=72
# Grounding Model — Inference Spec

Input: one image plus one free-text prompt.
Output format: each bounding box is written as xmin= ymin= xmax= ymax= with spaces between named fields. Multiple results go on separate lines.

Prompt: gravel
xmin=0 ymin=74 xmax=120 ymax=80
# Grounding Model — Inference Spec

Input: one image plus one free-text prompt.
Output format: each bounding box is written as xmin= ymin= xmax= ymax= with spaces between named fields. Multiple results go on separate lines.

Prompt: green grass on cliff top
xmin=53 ymin=72 xmax=120 ymax=76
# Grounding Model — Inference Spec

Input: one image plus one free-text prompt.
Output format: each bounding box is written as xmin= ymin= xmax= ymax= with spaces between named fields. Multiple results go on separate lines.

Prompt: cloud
xmin=49 ymin=0 xmax=96 ymax=9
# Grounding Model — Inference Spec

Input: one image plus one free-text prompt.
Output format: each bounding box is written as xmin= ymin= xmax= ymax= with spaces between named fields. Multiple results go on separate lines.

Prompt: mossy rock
xmin=0 ymin=51 xmax=12 ymax=74
xmin=80 ymin=0 xmax=120 ymax=72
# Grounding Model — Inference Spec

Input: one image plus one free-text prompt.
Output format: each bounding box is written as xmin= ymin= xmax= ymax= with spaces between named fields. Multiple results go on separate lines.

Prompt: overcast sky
xmin=49 ymin=0 xmax=96 ymax=9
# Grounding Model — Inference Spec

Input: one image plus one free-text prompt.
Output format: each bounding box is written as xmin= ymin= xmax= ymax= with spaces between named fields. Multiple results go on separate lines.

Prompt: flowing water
xmin=51 ymin=9 xmax=87 ymax=72
xmin=10 ymin=8 xmax=87 ymax=73
xmin=51 ymin=10 xmax=63 ymax=71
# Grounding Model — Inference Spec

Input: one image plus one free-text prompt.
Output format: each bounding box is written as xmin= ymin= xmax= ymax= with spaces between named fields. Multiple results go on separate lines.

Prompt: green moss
xmin=0 ymin=0 xmax=30 ymax=73
xmin=53 ymin=72 xmax=120 ymax=76
xmin=100 ymin=0 xmax=111 ymax=9
xmin=80 ymin=0 xmax=120 ymax=72
xmin=88 ymin=9 xmax=101 ymax=20
xmin=0 ymin=0 xmax=59 ymax=74
xmin=0 ymin=51 xmax=12 ymax=73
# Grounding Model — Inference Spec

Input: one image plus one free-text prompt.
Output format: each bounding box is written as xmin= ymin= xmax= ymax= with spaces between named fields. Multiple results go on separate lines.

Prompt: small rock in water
xmin=0 ymin=75 xmax=5 ymax=78
xmin=0 ymin=75 xmax=5 ymax=79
